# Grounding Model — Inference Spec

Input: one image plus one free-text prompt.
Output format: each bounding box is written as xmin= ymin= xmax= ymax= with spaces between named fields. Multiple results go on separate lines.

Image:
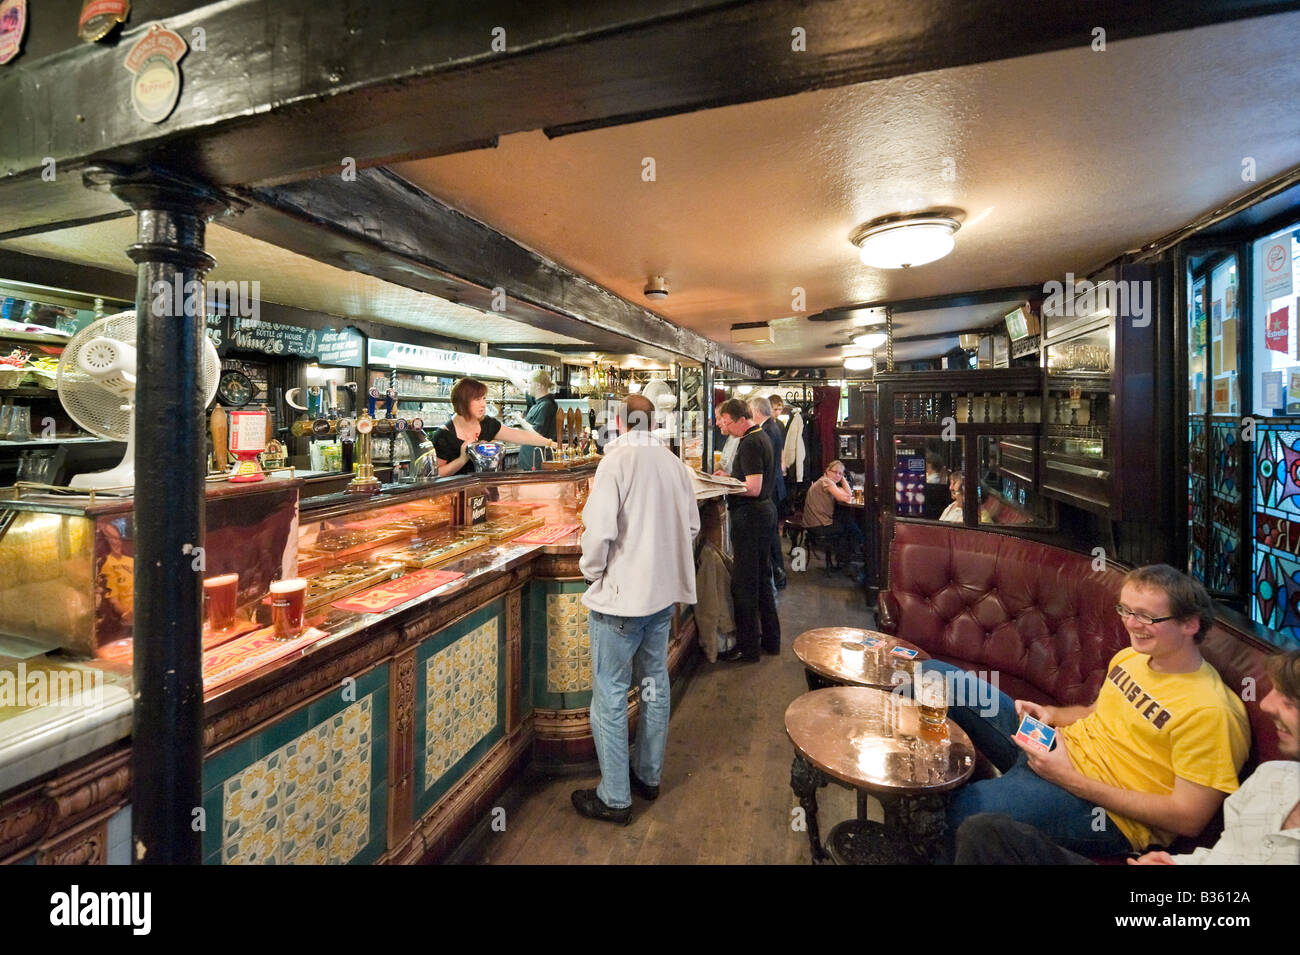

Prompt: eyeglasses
xmin=1114 ymin=604 xmax=1175 ymax=626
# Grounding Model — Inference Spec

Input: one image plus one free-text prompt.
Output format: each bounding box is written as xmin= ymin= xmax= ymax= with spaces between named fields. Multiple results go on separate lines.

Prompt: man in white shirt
xmin=572 ymin=394 xmax=700 ymax=825
xmin=954 ymin=649 xmax=1300 ymax=864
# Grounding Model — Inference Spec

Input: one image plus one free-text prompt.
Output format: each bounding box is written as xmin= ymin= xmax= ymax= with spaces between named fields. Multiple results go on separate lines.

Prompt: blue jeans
xmin=589 ymin=606 xmax=674 ymax=809
xmin=913 ymin=661 xmax=1133 ymax=858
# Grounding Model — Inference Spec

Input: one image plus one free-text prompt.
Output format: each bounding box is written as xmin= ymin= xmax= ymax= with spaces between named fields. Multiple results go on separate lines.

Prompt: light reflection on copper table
xmin=785 ymin=686 xmax=975 ymax=864
xmin=792 ymin=627 xmax=928 ymax=691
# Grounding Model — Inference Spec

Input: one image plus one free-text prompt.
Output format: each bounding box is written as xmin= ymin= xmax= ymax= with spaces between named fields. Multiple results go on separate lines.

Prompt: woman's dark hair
xmin=451 ymin=377 xmax=488 ymax=418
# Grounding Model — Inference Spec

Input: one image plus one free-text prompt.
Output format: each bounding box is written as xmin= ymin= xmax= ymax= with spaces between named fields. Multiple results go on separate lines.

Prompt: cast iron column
xmin=84 ymin=165 xmax=228 ymax=864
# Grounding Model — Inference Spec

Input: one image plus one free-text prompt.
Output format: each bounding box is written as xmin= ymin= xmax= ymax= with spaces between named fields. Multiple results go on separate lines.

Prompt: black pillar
xmin=84 ymin=165 xmax=228 ymax=864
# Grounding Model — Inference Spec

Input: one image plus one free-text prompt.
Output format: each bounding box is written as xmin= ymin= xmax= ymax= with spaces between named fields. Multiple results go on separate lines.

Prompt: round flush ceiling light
xmin=849 ymin=214 xmax=960 ymax=269
xmin=851 ymin=329 xmax=887 ymax=349
xmin=843 ymin=355 xmax=874 ymax=371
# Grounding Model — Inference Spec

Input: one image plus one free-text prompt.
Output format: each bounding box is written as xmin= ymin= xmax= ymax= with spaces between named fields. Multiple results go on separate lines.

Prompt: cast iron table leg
xmin=789 ymin=754 xmax=829 ymax=863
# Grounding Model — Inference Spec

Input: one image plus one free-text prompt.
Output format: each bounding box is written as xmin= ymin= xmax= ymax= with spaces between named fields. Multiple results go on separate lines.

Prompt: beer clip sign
xmin=124 ymin=22 xmax=187 ymax=123
xmin=0 ymin=0 xmax=27 ymax=66
xmin=79 ymin=0 xmax=130 ymax=43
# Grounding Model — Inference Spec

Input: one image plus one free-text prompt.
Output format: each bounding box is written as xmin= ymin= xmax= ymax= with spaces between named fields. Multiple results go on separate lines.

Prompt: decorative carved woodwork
xmin=387 ymin=647 xmax=418 ymax=851
xmin=506 ymin=587 xmax=523 ymax=733
xmin=0 ymin=746 xmax=129 ymax=864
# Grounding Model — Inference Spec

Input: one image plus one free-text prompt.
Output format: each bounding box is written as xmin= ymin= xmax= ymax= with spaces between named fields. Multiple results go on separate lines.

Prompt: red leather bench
xmin=877 ymin=521 xmax=1285 ymax=848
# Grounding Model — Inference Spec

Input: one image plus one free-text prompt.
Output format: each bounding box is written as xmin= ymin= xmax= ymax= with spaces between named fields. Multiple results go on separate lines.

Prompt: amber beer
xmin=203 ymin=573 xmax=239 ymax=631
xmin=269 ymin=578 xmax=307 ymax=640
xmin=917 ymin=667 xmax=948 ymax=726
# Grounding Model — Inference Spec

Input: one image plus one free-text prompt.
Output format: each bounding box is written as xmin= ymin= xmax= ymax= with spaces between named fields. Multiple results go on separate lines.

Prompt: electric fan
xmin=55 ymin=310 xmax=221 ymax=490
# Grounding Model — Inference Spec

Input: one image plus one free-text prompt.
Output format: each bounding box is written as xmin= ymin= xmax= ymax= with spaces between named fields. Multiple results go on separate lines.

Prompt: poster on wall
xmin=1262 ymin=370 xmax=1284 ymax=410
xmin=1212 ymin=299 xmax=1224 ymax=338
xmin=1212 ymin=378 xmax=1231 ymax=414
xmin=1267 ymin=305 xmax=1290 ymax=353
xmin=1225 ymin=283 xmax=1236 ymax=320
xmin=1261 ymin=235 xmax=1295 ymax=302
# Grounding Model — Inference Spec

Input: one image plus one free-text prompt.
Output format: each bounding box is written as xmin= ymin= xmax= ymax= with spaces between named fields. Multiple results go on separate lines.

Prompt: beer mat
xmin=331 ymin=568 xmax=465 ymax=613
xmin=511 ymin=523 xmax=581 ymax=545
xmin=202 ymin=626 xmax=328 ymax=690
xmin=202 ymin=618 xmax=260 ymax=650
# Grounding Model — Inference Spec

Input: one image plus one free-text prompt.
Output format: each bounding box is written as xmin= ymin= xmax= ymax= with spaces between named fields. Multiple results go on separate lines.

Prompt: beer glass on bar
xmin=203 ymin=573 xmax=239 ymax=632
xmin=269 ymin=578 xmax=307 ymax=640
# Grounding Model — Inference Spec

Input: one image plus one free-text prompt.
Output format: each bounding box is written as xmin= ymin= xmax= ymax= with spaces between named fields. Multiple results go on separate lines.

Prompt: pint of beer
xmin=916 ymin=667 xmax=948 ymax=726
xmin=269 ymin=578 xmax=307 ymax=640
xmin=203 ymin=573 xmax=239 ymax=631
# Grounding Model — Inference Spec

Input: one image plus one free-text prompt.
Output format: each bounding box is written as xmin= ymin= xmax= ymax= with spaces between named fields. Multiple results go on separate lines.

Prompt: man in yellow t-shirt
xmin=918 ymin=564 xmax=1250 ymax=858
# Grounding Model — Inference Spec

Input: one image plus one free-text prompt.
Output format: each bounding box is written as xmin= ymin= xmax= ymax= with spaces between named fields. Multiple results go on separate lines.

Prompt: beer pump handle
xmin=211 ymin=405 xmax=228 ymax=471
xmin=367 ymin=387 xmax=379 ymax=418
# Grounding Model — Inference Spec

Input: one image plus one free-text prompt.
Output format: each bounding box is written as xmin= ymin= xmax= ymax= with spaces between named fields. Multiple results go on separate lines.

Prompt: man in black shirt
xmin=751 ymin=395 xmax=787 ymax=589
xmin=712 ymin=398 xmax=781 ymax=661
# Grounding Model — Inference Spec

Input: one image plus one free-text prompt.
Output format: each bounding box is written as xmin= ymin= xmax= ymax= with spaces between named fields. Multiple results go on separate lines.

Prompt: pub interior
xmin=1 ymin=1 xmax=1298 ymax=874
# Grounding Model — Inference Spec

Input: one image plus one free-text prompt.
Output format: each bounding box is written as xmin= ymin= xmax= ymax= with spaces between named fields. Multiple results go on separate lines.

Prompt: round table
xmin=792 ymin=627 xmax=928 ymax=691
xmin=785 ymin=685 xmax=976 ymax=864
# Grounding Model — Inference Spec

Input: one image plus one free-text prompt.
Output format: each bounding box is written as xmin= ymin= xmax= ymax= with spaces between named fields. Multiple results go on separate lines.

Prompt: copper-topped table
xmin=792 ymin=627 xmax=929 ymax=691
xmin=785 ymin=686 xmax=976 ymax=864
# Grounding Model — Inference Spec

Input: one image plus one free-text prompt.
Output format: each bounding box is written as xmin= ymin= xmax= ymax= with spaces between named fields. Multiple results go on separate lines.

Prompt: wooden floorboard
xmin=458 ymin=555 xmax=870 ymax=864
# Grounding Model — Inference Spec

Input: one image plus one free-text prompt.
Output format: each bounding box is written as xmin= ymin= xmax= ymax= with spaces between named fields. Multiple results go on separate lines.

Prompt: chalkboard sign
xmin=204 ymin=314 xmax=364 ymax=367
xmin=468 ymin=493 xmax=488 ymax=525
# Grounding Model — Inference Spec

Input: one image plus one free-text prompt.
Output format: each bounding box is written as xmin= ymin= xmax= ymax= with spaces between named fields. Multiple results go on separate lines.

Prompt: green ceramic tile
xmin=202 ymin=733 xmax=258 ymax=795
xmin=257 ymin=702 xmax=312 ymax=755
xmin=201 ymin=785 xmax=224 ymax=859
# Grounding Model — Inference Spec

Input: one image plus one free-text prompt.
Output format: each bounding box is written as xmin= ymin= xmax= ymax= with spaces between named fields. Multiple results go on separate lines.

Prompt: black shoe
xmin=630 ymin=771 xmax=660 ymax=801
xmin=774 ymin=571 xmax=788 ymax=590
xmin=719 ymin=646 xmax=759 ymax=663
xmin=571 ymin=788 xmax=632 ymax=825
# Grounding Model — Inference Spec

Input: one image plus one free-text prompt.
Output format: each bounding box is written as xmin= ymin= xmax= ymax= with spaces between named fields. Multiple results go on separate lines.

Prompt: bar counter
xmin=0 ymin=465 xmax=705 ymax=864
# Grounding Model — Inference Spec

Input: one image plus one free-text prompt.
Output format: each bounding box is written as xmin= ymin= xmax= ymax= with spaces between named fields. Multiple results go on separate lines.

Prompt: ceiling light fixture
xmin=851 ymin=329 xmax=887 ymax=349
xmin=843 ymin=355 xmax=873 ymax=371
xmin=850 ymin=214 xmax=961 ymax=269
xmin=644 ymin=276 xmax=669 ymax=300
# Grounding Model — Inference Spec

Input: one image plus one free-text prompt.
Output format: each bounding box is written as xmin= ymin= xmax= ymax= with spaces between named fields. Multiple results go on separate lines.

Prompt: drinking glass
xmin=7 ymin=405 xmax=31 ymax=441
xmin=269 ymin=578 xmax=307 ymax=639
xmin=917 ymin=668 xmax=948 ymax=727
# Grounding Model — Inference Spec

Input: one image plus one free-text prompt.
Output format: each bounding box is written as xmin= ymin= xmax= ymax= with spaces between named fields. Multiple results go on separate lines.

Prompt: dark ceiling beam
xmin=4 ymin=0 xmax=1299 ymax=238
xmin=810 ymin=285 xmax=1046 ymax=321
xmin=221 ymin=167 xmax=759 ymax=375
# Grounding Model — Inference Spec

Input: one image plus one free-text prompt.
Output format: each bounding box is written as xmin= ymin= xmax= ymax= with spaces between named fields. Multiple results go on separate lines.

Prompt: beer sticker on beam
xmin=0 ymin=0 xmax=27 ymax=66
xmin=78 ymin=0 xmax=129 ymax=43
xmin=124 ymin=22 xmax=187 ymax=124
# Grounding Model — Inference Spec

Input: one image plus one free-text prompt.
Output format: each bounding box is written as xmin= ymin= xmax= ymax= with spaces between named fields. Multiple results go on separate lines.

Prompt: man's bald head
xmin=626 ymin=394 xmax=655 ymax=432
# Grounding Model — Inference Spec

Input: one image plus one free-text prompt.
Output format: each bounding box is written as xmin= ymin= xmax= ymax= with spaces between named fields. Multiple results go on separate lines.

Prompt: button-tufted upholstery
xmin=878 ymin=522 xmax=1284 ymax=768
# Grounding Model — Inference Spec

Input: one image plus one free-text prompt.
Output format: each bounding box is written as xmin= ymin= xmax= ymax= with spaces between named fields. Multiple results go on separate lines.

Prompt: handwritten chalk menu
xmin=204 ymin=314 xmax=363 ymax=366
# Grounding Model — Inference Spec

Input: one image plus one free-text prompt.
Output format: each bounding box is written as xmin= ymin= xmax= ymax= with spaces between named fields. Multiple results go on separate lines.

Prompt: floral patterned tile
xmin=223 ymin=811 xmax=281 ymax=865
xmin=220 ymin=692 xmax=375 ymax=865
xmin=424 ymin=619 xmax=498 ymax=790
xmin=546 ymin=592 xmax=591 ymax=693
xmin=223 ymin=751 xmax=281 ymax=843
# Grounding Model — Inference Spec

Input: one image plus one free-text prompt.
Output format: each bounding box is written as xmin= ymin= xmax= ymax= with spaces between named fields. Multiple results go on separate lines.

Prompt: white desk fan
xmin=55 ymin=310 xmax=221 ymax=490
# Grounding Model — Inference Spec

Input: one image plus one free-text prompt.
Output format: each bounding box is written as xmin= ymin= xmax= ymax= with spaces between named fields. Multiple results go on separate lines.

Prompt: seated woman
xmin=802 ymin=459 xmax=865 ymax=560
xmin=432 ymin=377 xmax=555 ymax=477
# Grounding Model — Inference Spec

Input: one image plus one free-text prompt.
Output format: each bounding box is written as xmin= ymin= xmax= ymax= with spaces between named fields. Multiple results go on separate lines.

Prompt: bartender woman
xmin=516 ymin=369 xmax=561 ymax=471
xmin=433 ymin=377 xmax=556 ymax=477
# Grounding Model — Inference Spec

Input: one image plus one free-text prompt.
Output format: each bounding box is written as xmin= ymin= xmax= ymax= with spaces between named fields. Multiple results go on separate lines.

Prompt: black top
xmin=760 ymin=416 xmax=786 ymax=503
xmin=729 ymin=425 xmax=773 ymax=506
xmin=518 ymin=394 xmax=559 ymax=471
xmin=432 ymin=415 xmax=502 ymax=473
